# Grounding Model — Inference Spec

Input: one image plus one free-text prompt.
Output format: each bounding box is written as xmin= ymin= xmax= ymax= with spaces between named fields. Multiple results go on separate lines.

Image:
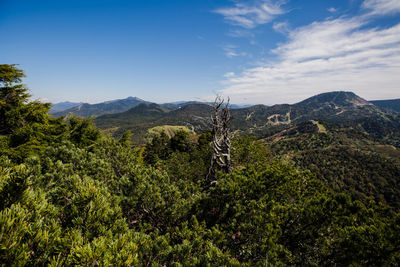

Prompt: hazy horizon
xmin=47 ymin=91 xmax=400 ymax=108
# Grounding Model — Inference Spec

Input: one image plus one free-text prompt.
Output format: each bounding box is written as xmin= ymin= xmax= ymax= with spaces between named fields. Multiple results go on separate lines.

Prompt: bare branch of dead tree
xmin=207 ymin=96 xmax=233 ymax=183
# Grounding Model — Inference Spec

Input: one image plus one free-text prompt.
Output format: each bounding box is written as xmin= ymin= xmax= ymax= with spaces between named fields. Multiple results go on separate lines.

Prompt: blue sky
xmin=1 ymin=0 xmax=399 ymax=104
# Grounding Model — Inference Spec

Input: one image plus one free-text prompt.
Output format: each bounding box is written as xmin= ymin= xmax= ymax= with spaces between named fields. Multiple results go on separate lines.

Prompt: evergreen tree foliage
xmin=0 ymin=64 xmax=50 ymax=134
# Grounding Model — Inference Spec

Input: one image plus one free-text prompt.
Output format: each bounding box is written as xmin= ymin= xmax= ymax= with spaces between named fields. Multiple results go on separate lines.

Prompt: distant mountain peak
xmin=52 ymin=96 xmax=149 ymax=117
xmin=49 ymin=101 xmax=84 ymax=113
xmin=126 ymin=96 xmax=143 ymax=101
xmin=102 ymin=96 xmax=144 ymax=104
xmin=298 ymin=91 xmax=371 ymax=107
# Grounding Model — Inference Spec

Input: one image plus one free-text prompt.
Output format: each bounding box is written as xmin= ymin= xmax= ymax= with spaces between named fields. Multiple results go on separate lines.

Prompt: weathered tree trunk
xmin=207 ymin=96 xmax=233 ymax=183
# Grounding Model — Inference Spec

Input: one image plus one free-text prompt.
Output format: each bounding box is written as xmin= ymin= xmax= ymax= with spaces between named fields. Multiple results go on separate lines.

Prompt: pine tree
xmin=0 ymin=64 xmax=50 ymax=135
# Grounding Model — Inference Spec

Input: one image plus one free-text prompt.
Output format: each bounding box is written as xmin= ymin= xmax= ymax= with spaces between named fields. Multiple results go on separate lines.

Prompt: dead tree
xmin=207 ymin=96 xmax=233 ymax=182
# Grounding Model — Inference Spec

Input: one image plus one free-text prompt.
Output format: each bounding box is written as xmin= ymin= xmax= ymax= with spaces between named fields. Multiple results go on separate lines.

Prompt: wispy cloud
xmin=228 ymin=29 xmax=255 ymax=38
xmin=223 ymin=44 xmax=247 ymax=58
xmin=214 ymin=0 xmax=286 ymax=29
xmin=220 ymin=11 xmax=400 ymax=103
xmin=273 ymin=21 xmax=290 ymax=34
xmin=362 ymin=0 xmax=400 ymax=16
xmin=224 ymin=72 xmax=235 ymax=78
xmin=327 ymin=7 xmax=337 ymax=13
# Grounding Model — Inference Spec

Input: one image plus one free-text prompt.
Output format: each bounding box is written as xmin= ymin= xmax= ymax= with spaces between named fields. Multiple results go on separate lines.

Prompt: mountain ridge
xmin=93 ymin=91 xmax=400 ymax=146
xmin=50 ymin=91 xmax=400 ymax=117
xmin=51 ymin=96 xmax=151 ymax=117
xmin=370 ymin=98 xmax=400 ymax=112
xmin=50 ymin=101 xmax=84 ymax=113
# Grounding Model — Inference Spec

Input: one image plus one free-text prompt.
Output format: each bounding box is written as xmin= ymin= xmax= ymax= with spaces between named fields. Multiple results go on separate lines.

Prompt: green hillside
xmin=94 ymin=103 xmax=213 ymax=144
xmin=371 ymin=99 xmax=400 ymax=112
xmin=267 ymin=121 xmax=400 ymax=210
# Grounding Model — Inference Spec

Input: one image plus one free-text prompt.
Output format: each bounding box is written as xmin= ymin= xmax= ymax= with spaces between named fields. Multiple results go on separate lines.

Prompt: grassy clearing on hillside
xmin=311 ymin=120 xmax=327 ymax=133
xmin=146 ymin=125 xmax=194 ymax=139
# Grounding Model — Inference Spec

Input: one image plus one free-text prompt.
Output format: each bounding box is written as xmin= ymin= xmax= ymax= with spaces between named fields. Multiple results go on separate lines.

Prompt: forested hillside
xmin=94 ymin=103 xmax=213 ymax=144
xmin=268 ymin=121 xmax=400 ymax=211
xmin=1 ymin=65 xmax=400 ymax=265
xmin=371 ymin=99 xmax=400 ymax=112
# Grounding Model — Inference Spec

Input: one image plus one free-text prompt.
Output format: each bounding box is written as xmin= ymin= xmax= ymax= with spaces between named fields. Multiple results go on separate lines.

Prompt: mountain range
xmin=48 ymin=91 xmax=400 ymax=154
xmin=50 ymin=98 xmax=254 ymax=117
xmin=51 ymin=96 xmax=149 ymax=117
xmin=51 ymin=92 xmax=400 ymax=118
xmin=89 ymin=91 xmax=400 ymax=145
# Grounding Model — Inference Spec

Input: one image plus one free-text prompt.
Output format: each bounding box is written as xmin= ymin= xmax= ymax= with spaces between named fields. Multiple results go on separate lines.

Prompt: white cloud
xmin=273 ymin=21 xmax=290 ymax=34
xmin=362 ymin=0 xmax=400 ymax=16
xmin=220 ymin=15 xmax=400 ymax=104
xmin=214 ymin=0 xmax=286 ymax=29
xmin=223 ymin=44 xmax=247 ymax=58
xmin=224 ymin=72 xmax=235 ymax=78
xmin=327 ymin=7 xmax=337 ymax=13
xmin=228 ymin=29 xmax=255 ymax=38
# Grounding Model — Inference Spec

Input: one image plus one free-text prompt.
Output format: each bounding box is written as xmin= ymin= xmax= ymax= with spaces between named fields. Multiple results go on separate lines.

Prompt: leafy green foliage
xmin=67 ymin=116 xmax=101 ymax=148
xmin=0 ymin=64 xmax=50 ymax=135
xmin=143 ymin=131 xmax=172 ymax=164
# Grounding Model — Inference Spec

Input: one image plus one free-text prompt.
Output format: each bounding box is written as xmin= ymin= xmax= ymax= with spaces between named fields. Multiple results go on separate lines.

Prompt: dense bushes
xmin=270 ymin=128 xmax=400 ymax=210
